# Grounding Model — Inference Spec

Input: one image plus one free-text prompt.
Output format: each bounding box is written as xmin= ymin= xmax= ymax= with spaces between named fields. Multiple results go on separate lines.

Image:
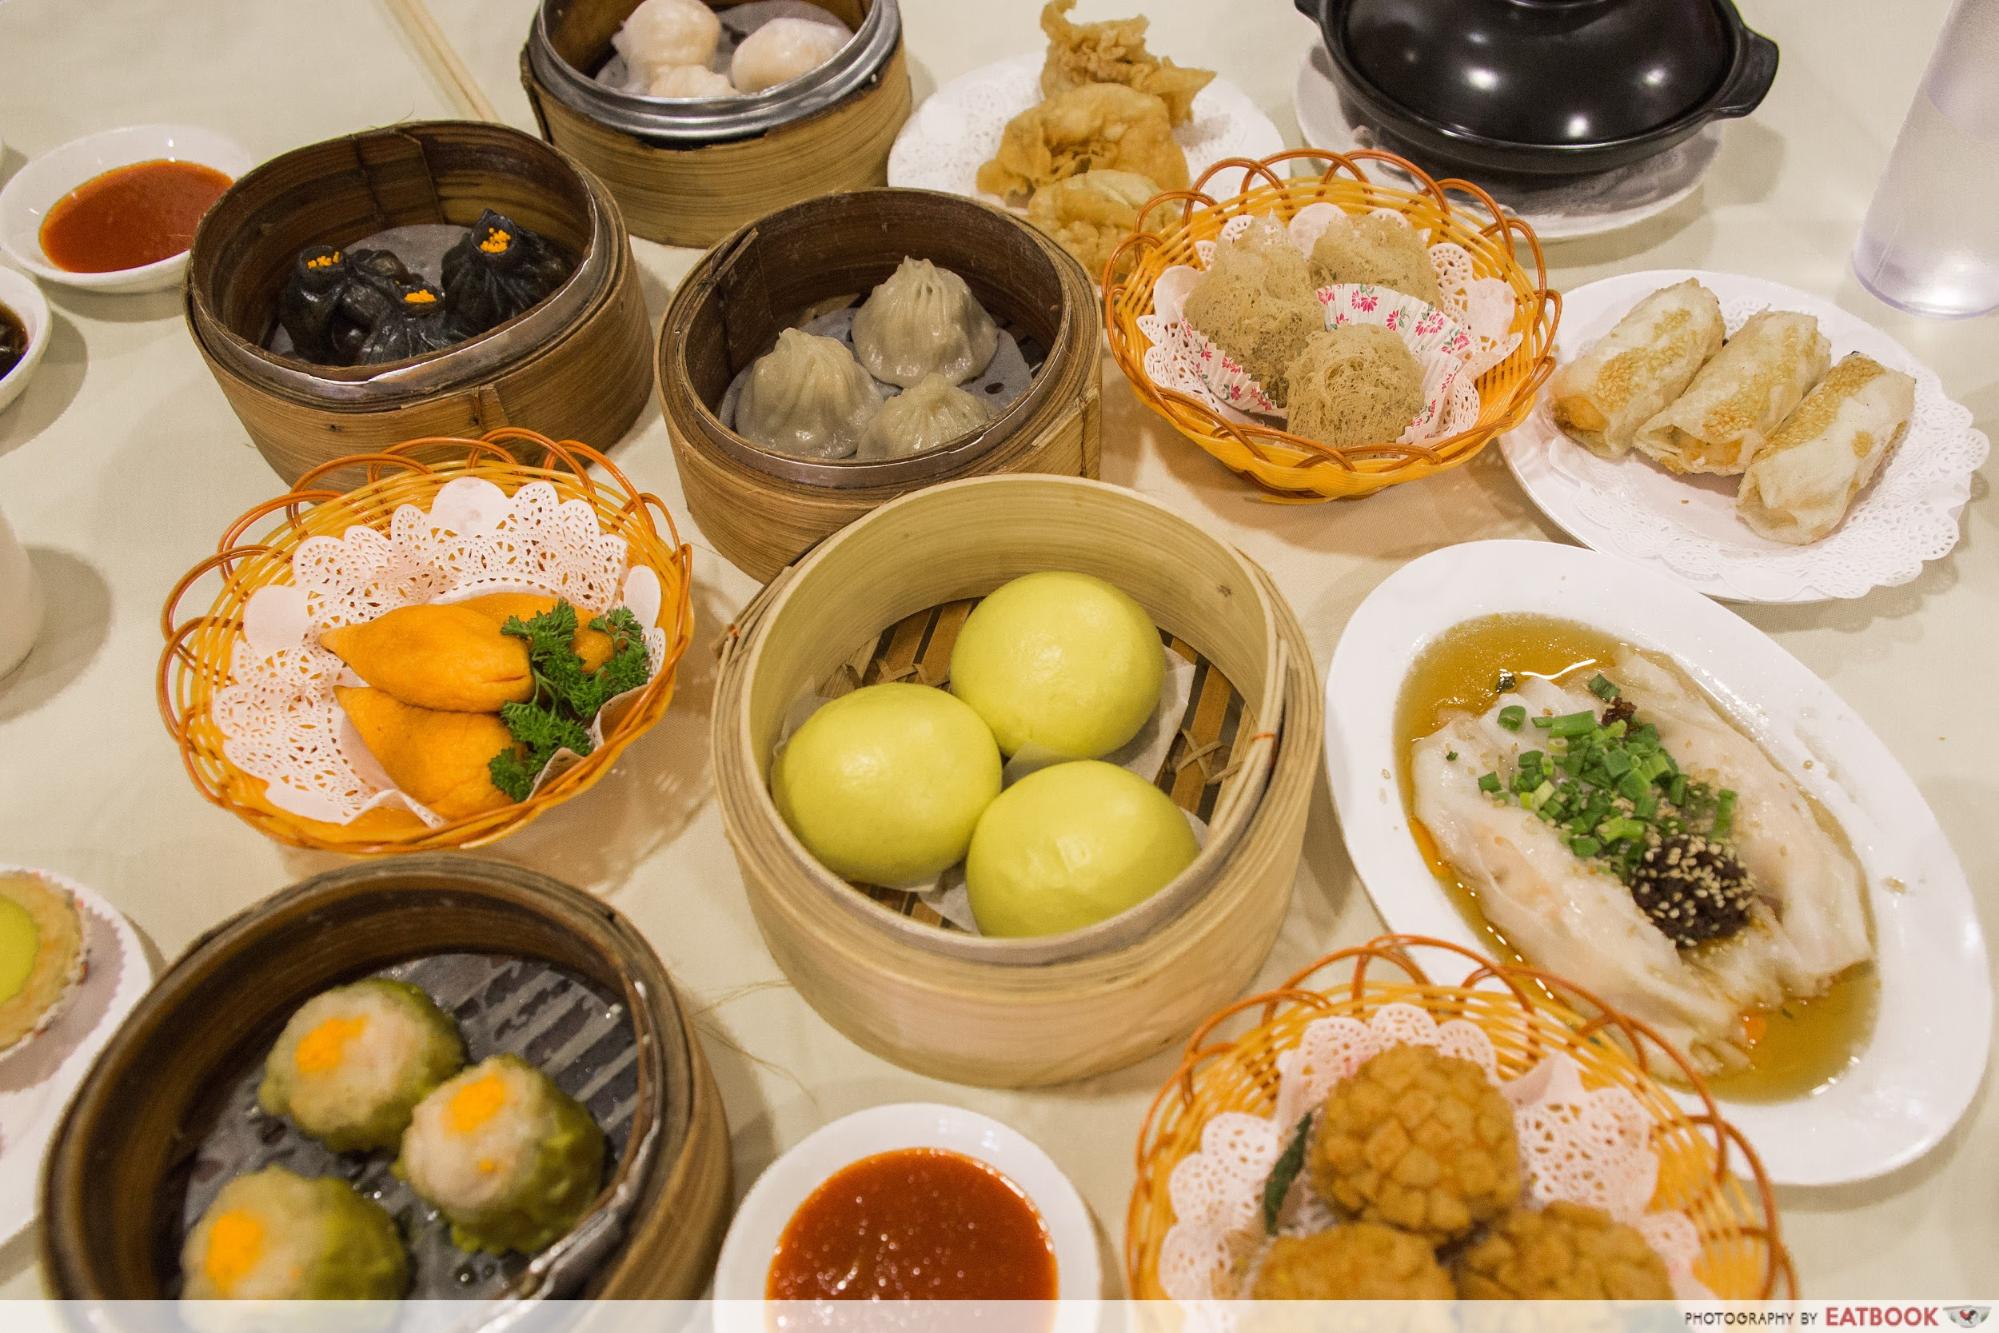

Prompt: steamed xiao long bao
xmin=1632 ymin=309 xmax=1831 ymax=475
xmin=851 ymin=256 xmax=1000 ymax=388
xmin=736 ymin=327 xmax=882 ymax=458
xmin=1738 ymin=353 xmax=1916 ymax=544
xmin=858 ymin=372 xmax=992 ymax=460
xmin=1549 ymin=278 xmax=1725 ymax=459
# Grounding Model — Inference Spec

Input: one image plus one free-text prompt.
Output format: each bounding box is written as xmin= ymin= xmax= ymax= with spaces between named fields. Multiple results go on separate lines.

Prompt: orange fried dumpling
xmin=320 ymin=604 xmax=532 ymax=713
xmin=336 ymin=687 xmax=518 ymax=820
xmin=976 ymin=83 xmax=1188 ymax=201
xmin=1039 ymin=0 xmax=1214 ymax=127
xmin=451 ymin=593 xmax=616 ymax=673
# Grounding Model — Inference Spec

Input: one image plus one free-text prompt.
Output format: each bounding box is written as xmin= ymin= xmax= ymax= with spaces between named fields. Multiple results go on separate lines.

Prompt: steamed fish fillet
xmin=1413 ymin=690 xmax=1739 ymax=1065
xmin=1605 ymin=652 xmax=1872 ymax=987
xmin=1410 ymin=665 xmax=1872 ymax=1072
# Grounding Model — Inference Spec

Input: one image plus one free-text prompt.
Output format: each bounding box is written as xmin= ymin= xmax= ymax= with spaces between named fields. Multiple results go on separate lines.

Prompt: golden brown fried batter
xmin=1025 ymin=170 xmax=1162 ymax=279
xmin=1455 ymin=1202 xmax=1675 ymax=1300
xmin=1307 ymin=1044 xmax=1523 ymax=1243
xmin=1039 ymin=0 xmax=1215 ymax=127
xmin=1252 ymin=1223 xmax=1455 ymax=1300
xmin=977 ymin=82 xmax=1189 ymax=200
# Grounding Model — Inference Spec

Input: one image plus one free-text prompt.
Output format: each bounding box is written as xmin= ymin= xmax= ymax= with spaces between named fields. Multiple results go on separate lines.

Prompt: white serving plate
xmin=0 ymin=124 xmax=251 ymax=293
xmin=888 ymin=52 xmax=1284 ymax=208
xmin=1322 ymin=539 xmax=1990 ymax=1187
xmin=0 ymin=866 xmax=153 ymax=1244
xmin=713 ymin=1102 xmax=1100 ymax=1325
xmin=1501 ymin=270 xmax=1988 ymax=603
xmin=0 ymin=264 xmax=50 ymax=416
xmin=1292 ymin=44 xmax=1720 ymax=242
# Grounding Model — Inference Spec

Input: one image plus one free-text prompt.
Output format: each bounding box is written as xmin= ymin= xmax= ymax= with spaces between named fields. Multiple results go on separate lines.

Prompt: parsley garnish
xmin=486 ymin=601 xmax=650 ymax=801
xmin=1262 ymin=1112 xmax=1315 ymax=1235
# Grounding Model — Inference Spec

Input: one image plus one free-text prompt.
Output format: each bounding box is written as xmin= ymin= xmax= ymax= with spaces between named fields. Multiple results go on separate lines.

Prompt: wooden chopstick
xmin=382 ymin=0 xmax=501 ymax=123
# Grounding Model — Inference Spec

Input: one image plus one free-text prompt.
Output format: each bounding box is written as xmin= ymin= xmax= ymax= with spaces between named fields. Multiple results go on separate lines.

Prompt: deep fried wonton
xmin=1039 ymin=0 xmax=1214 ymax=127
xmin=977 ymin=82 xmax=1189 ymax=200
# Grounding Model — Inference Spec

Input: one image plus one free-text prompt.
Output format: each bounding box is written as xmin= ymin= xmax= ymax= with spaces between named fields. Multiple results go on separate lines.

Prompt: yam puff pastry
xmin=1632 ymin=310 xmax=1831 ymax=476
xmin=1548 ymin=278 xmax=1723 ymax=458
xmin=1737 ymin=353 xmax=1915 ymax=545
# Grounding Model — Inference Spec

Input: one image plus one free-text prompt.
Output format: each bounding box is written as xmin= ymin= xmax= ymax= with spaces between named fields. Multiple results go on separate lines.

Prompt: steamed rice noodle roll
xmin=258 ymin=979 xmax=465 ymax=1153
xmin=399 ymin=1054 xmax=606 ymax=1254
xmin=180 ymin=1167 xmax=408 ymax=1300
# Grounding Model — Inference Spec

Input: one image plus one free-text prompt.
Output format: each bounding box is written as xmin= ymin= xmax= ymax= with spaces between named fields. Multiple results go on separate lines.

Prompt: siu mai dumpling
xmin=1632 ymin=310 xmax=1831 ymax=475
xmin=850 ymin=257 xmax=1000 ymax=388
xmin=734 ymin=328 xmax=883 ymax=459
xmin=857 ymin=373 xmax=993 ymax=460
xmin=1737 ymin=353 xmax=1915 ymax=545
xmin=1548 ymin=278 xmax=1724 ymax=459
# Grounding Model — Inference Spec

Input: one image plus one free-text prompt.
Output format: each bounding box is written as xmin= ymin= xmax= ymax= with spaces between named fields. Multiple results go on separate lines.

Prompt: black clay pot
xmin=1296 ymin=0 xmax=1779 ymax=177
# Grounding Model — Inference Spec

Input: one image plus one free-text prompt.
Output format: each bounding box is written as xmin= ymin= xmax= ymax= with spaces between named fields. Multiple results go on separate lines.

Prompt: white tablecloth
xmin=0 ymin=0 xmax=1990 ymax=1297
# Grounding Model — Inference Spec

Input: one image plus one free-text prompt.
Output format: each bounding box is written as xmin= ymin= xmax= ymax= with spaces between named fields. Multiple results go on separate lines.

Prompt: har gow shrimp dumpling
xmin=730 ymin=15 xmax=852 ymax=94
xmin=851 ymin=257 xmax=1001 ymax=388
xmin=613 ymin=0 xmax=722 ymax=80
xmin=646 ymin=63 xmax=736 ymax=98
xmin=858 ymin=372 xmax=992 ymax=460
xmin=258 ymin=978 xmax=466 ymax=1152
xmin=736 ymin=327 xmax=883 ymax=459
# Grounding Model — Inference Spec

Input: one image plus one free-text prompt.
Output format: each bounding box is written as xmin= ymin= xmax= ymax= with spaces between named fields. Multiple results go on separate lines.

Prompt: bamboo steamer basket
xmin=1128 ymin=935 xmax=1796 ymax=1301
xmin=660 ymin=188 xmax=1102 ymax=582
xmin=41 ymin=855 xmax=732 ymax=1304
xmin=185 ymin=121 xmax=653 ymax=488
xmin=523 ymin=0 xmax=911 ymax=247
xmin=1105 ymin=148 xmax=1561 ymax=500
xmin=157 ymin=431 xmax=695 ymax=854
xmin=712 ymin=475 xmax=1321 ymax=1087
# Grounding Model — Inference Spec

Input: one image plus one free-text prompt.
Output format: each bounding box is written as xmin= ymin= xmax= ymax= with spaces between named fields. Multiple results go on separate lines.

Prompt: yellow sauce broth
xmin=1394 ymin=613 xmax=1877 ymax=1101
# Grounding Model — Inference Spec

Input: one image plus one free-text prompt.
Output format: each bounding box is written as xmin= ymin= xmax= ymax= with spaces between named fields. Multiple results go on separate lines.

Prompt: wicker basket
xmin=185 ymin=122 xmax=654 ymax=488
xmin=1105 ymin=149 xmax=1561 ymax=500
xmin=157 ymin=430 xmax=694 ymax=854
xmin=1129 ymin=935 xmax=1796 ymax=1301
xmin=523 ymin=0 xmax=911 ymax=248
xmin=660 ymin=188 xmax=1102 ymax=582
xmin=41 ymin=856 xmax=732 ymax=1303
xmin=712 ymin=475 xmax=1320 ymax=1086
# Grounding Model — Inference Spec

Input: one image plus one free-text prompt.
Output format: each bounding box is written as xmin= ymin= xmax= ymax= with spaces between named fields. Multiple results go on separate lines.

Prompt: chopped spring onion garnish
xmin=1497 ymin=704 xmax=1526 ymax=731
xmin=1588 ymin=673 xmax=1619 ymax=700
xmin=1478 ymin=772 xmax=1502 ymax=794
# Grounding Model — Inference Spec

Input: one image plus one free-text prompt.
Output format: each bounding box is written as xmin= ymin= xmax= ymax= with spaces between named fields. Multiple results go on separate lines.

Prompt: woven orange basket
xmin=157 ymin=430 xmax=695 ymax=854
xmin=1104 ymin=149 xmax=1561 ymax=501
xmin=1129 ymin=934 xmax=1794 ymax=1301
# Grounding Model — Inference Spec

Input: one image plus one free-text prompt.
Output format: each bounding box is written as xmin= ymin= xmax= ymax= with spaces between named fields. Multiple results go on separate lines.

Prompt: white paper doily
xmin=1140 ymin=207 xmax=1518 ymax=443
xmin=214 ymin=477 xmax=668 ymax=827
xmin=1292 ymin=44 xmax=1722 ymax=242
xmin=1159 ymin=1003 xmax=1712 ymax=1317
xmin=887 ymin=51 xmax=1284 ymax=207
xmin=0 ymin=867 xmax=153 ymax=1247
xmin=1501 ymin=270 xmax=1989 ymax=603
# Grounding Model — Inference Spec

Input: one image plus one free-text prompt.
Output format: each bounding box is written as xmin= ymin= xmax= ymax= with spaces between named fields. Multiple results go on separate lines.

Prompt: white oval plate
xmin=888 ymin=51 xmax=1284 ymax=208
xmin=0 ymin=124 xmax=251 ymax=293
xmin=1322 ymin=540 xmax=1990 ymax=1187
xmin=0 ymin=866 xmax=153 ymax=1244
xmin=713 ymin=1102 xmax=1100 ymax=1323
xmin=1292 ymin=45 xmax=1721 ymax=242
xmin=1500 ymin=270 xmax=1989 ymax=603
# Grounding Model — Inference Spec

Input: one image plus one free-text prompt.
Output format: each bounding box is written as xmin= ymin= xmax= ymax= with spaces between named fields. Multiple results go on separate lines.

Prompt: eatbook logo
xmin=1947 ymin=1309 xmax=1991 ymax=1329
